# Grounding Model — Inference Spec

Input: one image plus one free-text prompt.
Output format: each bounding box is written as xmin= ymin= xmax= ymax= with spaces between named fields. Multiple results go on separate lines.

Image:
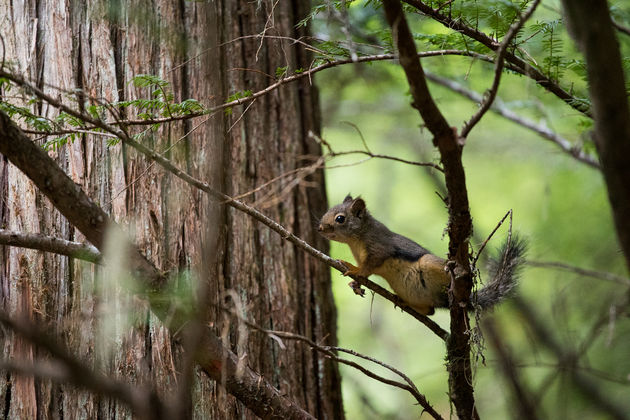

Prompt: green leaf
xmin=43 ymin=133 xmax=77 ymax=151
xmin=226 ymin=90 xmax=253 ymax=103
xmin=276 ymin=66 xmax=288 ymax=78
xmin=131 ymin=74 xmax=171 ymax=89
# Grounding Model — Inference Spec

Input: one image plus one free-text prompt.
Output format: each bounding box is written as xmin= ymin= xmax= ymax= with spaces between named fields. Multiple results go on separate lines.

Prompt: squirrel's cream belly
xmin=375 ymin=254 xmax=450 ymax=314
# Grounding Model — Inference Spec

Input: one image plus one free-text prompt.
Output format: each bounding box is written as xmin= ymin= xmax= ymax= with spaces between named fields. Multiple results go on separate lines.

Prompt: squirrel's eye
xmin=335 ymin=215 xmax=345 ymax=224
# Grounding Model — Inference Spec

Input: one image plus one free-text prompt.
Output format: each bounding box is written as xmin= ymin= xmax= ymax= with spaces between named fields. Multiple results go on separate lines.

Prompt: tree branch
xmin=425 ymin=71 xmax=600 ymax=169
xmin=612 ymin=19 xmax=630 ymax=37
xmin=483 ymin=317 xmax=542 ymax=420
xmin=560 ymin=0 xmax=630 ymax=274
xmin=2 ymin=50 xmax=491 ymax=131
xmin=512 ymin=296 xmax=629 ymax=420
xmin=381 ymin=3 xmax=452 ymax=138
xmin=526 ymin=260 xmax=630 ymax=285
xmin=0 ymin=229 xmax=101 ymax=263
xmin=219 ymin=303 xmax=444 ymax=420
xmin=313 ymin=130 xmax=443 ymax=172
xmin=401 ymin=0 xmax=592 ymax=117
xmin=0 ymin=68 xmax=450 ymax=340
xmin=380 ymin=1 xmax=477 ymax=418
xmin=461 ymin=0 xmax=542 ymax=138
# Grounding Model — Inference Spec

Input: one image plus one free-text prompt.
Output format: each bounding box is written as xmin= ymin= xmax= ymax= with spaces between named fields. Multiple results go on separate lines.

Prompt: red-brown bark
xmin=0 ymin=1 xmax=342 ymax=418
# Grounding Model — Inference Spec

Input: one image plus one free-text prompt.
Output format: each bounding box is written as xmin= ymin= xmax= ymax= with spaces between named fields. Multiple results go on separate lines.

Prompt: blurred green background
xmin=313 ymin=1 xmax=630 ymax=418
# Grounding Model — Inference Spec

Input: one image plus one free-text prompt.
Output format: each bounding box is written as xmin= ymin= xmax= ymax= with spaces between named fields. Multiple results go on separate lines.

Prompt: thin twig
xmin=312 ymin=131 xmax=443 ymax=171
xmin=2 ymin=50 xmax=495 ymax=129
xmin=227 ymin=98 xmax=256 ymax=133
xmin=341 ymin=121 xmax=372 ymax=154
xmin=220 ymin=305 xmax=444 ymax=420
xmin=0 ymin=33 xmax=6 ymax=71
xmin=23 ymin=128 xmax=118 ymax=139
xmin=330 ymin=346 xmax=421 ymax=396
xmin=525 ymin=260 xmax=630 ymax=285
xmin=472 ymin=209 xmax=512 ymax=267
xmin=230 ymin=155 xmax=325 ymax=203
xmin=110 ymin=114 xmax=215 ymax=203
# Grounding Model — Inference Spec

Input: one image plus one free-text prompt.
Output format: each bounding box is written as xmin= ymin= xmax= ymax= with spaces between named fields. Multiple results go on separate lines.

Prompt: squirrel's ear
xmin=343 ymin=194 xmax=353 ymax=204
xmin=350 ymin=198 xmax=366 ymax=217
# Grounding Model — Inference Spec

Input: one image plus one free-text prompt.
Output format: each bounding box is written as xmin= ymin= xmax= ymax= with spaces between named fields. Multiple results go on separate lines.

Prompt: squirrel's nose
xmin=317 ymin=224 xmax=323 ymax=232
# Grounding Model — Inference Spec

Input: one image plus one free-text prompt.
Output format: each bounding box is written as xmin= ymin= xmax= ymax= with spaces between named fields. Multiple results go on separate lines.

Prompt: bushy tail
xmin=474 ymin=235 xmax=527 ymax=310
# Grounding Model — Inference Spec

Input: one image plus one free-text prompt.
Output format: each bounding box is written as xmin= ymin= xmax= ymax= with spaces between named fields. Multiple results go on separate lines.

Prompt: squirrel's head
xmin=318 ymin=195 xmax=367 ymax=243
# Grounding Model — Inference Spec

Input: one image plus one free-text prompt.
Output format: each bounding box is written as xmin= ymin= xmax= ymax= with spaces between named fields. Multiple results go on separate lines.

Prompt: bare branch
xmin=275 ymin=332 xmax=443 ymax=418
xmin=0 ymin=33 xmax=5 ymax=70
xmin=472 ymin=209 xmax=512 ymax=268
xmin=483 ymin=317 xmax=542 ymax=420
xmin=461 ymin=0 xmax=542 ymax=138
xmin=23 ymin=128 xmax=119 ymax=139
xmin=2 ymin=50 xmax=492 ymax=130
xmin=382 ymin=3 xmax=452 ymax=138
xmin=425 ymin=71 xmax=600 ymax=169
xmin=525 ymin=260 xmax=630 ymax=286
xmin=513 ymin=296 xmax=629 ymax=420
xmin=234 ymin=127 xmax=444 ymax=210
xmin=0 ymin=229 xmax=101 ymax=263
xmin=612 ymin=19 xmax=630 ymax=37
xmin=330 ymin=346 xmax=423 ymax=400
xmin=312 ymin=131 xmax=443 ymax=171
xmin=220 ymin=305 xmax=444 ymax=420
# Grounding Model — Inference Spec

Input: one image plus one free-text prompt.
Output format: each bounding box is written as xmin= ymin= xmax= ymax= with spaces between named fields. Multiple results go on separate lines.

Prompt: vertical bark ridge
xmin=1 ymin=1 xmax=342 ymax=418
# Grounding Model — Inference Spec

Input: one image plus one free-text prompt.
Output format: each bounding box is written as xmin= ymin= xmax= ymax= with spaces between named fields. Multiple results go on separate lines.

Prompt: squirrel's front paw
xmin=338 ymin=259 xmax=360 ymax=276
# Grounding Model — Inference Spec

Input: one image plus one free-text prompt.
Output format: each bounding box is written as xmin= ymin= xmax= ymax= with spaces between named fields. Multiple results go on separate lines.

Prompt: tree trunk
xmin=560 ymin=0 xmax=630 ymax=274
xmin=0 ymin=1 xmax=343 ymax=418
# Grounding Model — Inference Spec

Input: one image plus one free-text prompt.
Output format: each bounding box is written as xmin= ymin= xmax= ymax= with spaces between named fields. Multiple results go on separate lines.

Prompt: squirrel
xmin=318 ymin=195 xmax=526 ymax=315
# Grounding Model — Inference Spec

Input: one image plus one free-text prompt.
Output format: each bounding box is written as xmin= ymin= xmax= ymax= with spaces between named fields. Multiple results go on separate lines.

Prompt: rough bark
xmin=560 ymin=0 xmax=630 ymax=274
xmin=0 ymin=1 xmax=342 ymax=419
